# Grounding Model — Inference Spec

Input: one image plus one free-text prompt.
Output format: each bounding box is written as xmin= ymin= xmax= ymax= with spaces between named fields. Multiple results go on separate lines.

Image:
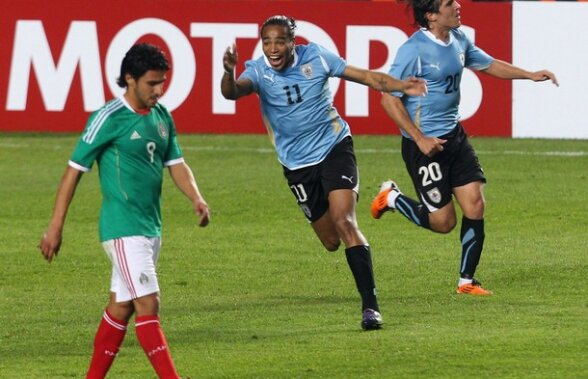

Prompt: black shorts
xmin=401 ymin=123 xmax=486 ymax=212
xmin=283 ymin=136 xmax=359 ymax=222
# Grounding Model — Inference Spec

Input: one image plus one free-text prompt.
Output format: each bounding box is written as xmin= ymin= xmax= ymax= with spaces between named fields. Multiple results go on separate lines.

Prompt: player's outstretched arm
xmin=39 ymin=166 xmax=83 ymax=263
xmin=483 ymin=59 xmax=559 ymax=86
xmin=221 ymin=44 xmax=255 ymax=100
xmin=341 ymin=65 xmax=427 ymax=96
xmin=168 ymin=162 xmax=210 ymax=227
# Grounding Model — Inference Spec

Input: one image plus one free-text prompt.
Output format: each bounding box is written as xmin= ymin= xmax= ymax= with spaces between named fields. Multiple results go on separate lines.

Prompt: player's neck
xmin=428 ymin=26 xmax=451 ymax=43
xmin=123 ymin=93 xmax=151 ymax=115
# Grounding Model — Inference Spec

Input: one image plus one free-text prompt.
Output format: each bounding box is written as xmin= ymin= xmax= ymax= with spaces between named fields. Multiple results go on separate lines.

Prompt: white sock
xmin=458 ymin=278 xmax=473 ymax=287
xmin=387 ymin=190 xmax=401 ymax=208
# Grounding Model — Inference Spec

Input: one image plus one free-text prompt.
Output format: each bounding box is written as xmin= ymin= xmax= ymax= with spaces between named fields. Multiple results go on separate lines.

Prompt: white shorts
xmin=102 ymin=236 xmax=161 ymax=302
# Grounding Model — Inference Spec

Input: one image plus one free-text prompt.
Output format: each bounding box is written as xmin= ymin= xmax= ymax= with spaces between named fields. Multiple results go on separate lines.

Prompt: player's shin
xmin=459 ymin=217 xmax=485 ymax=278
xmin=345 ymin=245 xmax=379 ymax=311
xmin=135 ymin=315 xmax=180 ymax=379
xmin=86 ymin=310 xmax=128 ymax=379
xmin=395 ymin=195 xmax=431 ymax=230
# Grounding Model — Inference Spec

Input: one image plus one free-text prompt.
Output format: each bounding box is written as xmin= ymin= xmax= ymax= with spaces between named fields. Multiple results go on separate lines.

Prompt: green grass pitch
xmin=1 ymin=133 xmax=586 ymax=378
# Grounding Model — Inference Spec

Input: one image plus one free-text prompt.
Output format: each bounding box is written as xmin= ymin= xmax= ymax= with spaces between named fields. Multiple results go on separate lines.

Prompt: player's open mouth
xmin=268 ymin=55 xmax=284 ymax=68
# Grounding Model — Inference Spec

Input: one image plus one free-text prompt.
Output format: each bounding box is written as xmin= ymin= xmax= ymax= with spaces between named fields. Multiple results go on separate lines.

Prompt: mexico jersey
xmin=69 ymin=96 xmax=184 ymax=241
xmin=388 ymin=28 xmax=493 ymax=137
xmin=239 ymin=42 xmax=350 ymax=170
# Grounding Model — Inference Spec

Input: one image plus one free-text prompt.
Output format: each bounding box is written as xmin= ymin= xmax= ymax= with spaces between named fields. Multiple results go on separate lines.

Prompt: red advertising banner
xmin=0 ymin=0 xmax=511 ymax=136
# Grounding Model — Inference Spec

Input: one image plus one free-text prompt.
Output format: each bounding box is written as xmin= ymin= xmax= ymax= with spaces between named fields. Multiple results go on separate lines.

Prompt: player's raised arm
xmin=341 ymin=65 xmax=427 ymax=97
xmin=221 ymin=44 xmax=255 ymax=100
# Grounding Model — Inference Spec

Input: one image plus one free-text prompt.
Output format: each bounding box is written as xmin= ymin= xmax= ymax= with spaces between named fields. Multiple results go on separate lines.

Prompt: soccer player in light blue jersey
xmin=221 ymin=15 xmax=427 ymax=330
xmin=40 ymin=43 xmax=210 ymax=378
xmin=371 ymin=0 xmax=558 ymax=295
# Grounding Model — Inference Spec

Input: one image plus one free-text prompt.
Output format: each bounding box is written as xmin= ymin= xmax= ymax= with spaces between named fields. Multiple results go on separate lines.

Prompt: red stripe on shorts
xmin=115 ymin=238 xmax=137 ymax=299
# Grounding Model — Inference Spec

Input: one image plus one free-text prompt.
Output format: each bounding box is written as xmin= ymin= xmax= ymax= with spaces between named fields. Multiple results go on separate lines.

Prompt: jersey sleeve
xmin=69 ymin=110 xmax=117 ymax=171
xmin=388 ymin=43 xmax=420 ymax=98
xmin=461 ymin=31 xmax=494 ymax=70
xmin=311 ymin=43 xmax=347 ymax=77
xmin=239 ymin=60 xmax=261 ymax=93
xmin=161 ymin=107 xmax=184 ymax=166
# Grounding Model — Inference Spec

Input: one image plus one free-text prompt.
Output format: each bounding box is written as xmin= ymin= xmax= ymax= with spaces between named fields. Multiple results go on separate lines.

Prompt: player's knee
xmin=463 ymin=199 xmax=485 ymax=220
xmin=322 ymin=239 xmax=341 ymax=252
xmin=333 ymin=217 xmax=356 ymax=236
xmin=430 ymin=217 xmax=457 ymax=234
xmin=436 ymin=223 xmax=456 ymax=234
xmin=107 ymin=301 xmax=135 ymax=321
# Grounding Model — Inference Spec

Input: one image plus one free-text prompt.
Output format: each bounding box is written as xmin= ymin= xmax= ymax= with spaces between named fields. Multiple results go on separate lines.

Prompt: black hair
xmin=260 ymin=15 xmax=297 ymax=41
xmin=401 ymin=0 xmax=441 ymax=29
xmin=116 ymin=43 xmax=170 ymax=88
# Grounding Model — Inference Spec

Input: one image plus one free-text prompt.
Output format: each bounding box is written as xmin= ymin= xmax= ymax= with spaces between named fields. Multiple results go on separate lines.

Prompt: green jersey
xmin=70 ymin=96 xmax=183 ymax=241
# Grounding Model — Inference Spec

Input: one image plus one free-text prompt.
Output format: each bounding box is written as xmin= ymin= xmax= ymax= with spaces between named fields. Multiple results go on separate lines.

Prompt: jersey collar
xmin=421 ymin=28 xmax=455 ymax=47
xmin=120 ymin=95 xmax=151 ymax=115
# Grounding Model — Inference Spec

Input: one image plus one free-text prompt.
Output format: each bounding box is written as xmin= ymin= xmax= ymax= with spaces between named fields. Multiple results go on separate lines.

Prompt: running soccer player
xmin=371 ymin=0 xmax=558 ymax=295
xmin=39 ymin=43 xmax=210 ymax=378
xmin=221 ymin=15 xmax=427 ymax=330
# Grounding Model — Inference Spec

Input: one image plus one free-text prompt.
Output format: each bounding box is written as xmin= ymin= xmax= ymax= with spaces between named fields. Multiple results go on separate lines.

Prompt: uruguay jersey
xmin=69 ymin=96 xmax=183 ymax=241
xmin=239 ymin=43 xmax=350 ymax=170
xmin=389 ymin=28 xmax=493 ymax=137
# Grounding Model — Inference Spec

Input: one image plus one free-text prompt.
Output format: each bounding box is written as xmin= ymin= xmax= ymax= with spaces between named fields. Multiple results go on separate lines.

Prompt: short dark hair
xmin=403 ymin=0 xmax=441 ymax=29
xmin=116 ymin=43 xmax=170 ymax=88
xmin=260 ymin=15 xmax=297 ymax=41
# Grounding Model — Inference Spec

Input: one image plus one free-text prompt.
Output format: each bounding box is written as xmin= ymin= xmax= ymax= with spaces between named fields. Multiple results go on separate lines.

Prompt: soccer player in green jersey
xmin=39 ymin=43 xmax=210 ymax=379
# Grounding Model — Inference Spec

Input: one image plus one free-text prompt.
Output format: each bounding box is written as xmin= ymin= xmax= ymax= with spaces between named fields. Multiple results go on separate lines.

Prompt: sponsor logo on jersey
xmin=459 ymin=52 xmax=465 ymax=67
xmin=263 ymin=73 xmax=275 ymax=83
xmin=427 ymin=187 xmax=442 ymax=204
xmin=301 ymin=63 xmax=313 ymax=79
xmin=157 ymin=123 xmax=168 ymax=139
xmin=341 ymin=175 xmax=354 ymax=184
xmin=130 ymin=130 xmax=141 ymax=140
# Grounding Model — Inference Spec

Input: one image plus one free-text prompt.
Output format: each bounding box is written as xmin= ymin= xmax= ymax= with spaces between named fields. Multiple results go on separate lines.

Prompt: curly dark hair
xmin=116 ymin=43 xmax=169 ymax=88
xmin=260 ymin=15 xmax=297 ymax=41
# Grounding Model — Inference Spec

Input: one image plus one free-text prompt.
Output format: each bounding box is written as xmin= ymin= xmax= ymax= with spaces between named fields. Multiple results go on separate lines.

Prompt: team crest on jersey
xmin=459 ymin=52 xmax=465 ymax=67
xmin=427 ymin=187 xmax=442 ymax=204
xmin=301 ymin=64 xmax=313 ymax=79
xmin=157 ymin=123 xmax=168 ymax=139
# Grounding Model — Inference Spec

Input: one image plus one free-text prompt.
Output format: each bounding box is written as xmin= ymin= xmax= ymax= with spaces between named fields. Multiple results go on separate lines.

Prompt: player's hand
xmin=223 ymin=44 xmax=238 ymax=74
xmin=403 ymin=77 xmax=428 ymax=97
xmin=530 ymin=70 xmax=559 ymax=87
xmin=193 ymin=199 xmax=210 ymax=227
xmin=39 ymin=226 xmax=63 ymax=263
xmin=416 ymin=135 xmax=447 ymax=158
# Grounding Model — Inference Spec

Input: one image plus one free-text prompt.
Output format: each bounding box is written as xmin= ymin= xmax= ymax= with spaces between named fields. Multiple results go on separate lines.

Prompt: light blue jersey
xmin=239 ymin=43 xmax=350 ymax=170
xmin=389 ymin=28 xmax=493 ymax=137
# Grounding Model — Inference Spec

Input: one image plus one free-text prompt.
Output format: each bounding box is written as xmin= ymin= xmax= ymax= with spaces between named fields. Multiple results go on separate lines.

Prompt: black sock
xmin=395 ymin=194 xmax=431 ymax=230
xmin=345 ymin=245 xmax=379 ymax=311
xmin=459 ymin=217 xmax=485 ymax=278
